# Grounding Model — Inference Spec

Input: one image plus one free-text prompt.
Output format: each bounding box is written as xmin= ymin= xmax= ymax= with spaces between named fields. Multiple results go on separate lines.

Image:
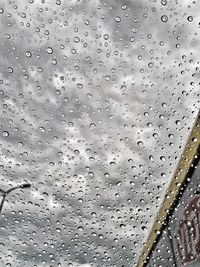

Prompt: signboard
xmin=145 ymin=157 xmax=200 ymax=267
xmin=136 ymin=110 xmax=200 ymax=267
xmin=176 ymin=195 xmax=200 ymax=265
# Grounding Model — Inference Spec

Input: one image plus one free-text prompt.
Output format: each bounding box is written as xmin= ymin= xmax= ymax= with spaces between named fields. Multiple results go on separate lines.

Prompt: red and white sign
xmin=176 ymin=195 xmax=200 ymax=265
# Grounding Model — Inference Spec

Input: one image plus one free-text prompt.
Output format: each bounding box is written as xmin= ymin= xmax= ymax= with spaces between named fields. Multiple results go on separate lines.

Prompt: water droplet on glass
xmin=77 ymin=83 xmax=83 ymax=89
xmin=68 ymin=121 xmax=74 ymax=127
xmin=7 ymin=67 xmax=13 ymax=73
xmin=148 ymin=62 xmax=153 ymax=68
xmin=89 ymin=123 xmax=96 ymax=129
xmin=46 ymin=47 xmax=53 ymax=54
xmin=74 ymin=36 xmax=80 ymax=43
xmin=114 ymin=16 xmax=121 ymax=23
xmin=105 ymin=75 xmax=111 ymax=81
xmin=88 ymin=172 xmax=94 ymax=177
xmin=39 ymin=126 xmax=46 ymax=132
xmin=175 ymin=120 xmax=181 ymax=125
xmin=103 ymin=34 xmax=109 ymax=40
xmin=25 ymin=51 xmax=32 ymax=58
xmin=153 ymin=132 xmax=158 ymax=138
xmin=37 ymin=67 xmax=43 ymax=72
xmin=121 ymin=5 xmax=127 ymax=10
xmin=129 ymin=36 xmax=135 ymax=42
xmin=56 ymin=0 xmax=61 ymax=5
xmin=149 ymin=155 xmax=154 ymax=161
xmin=161 ymin=0 xmax=167 ymax=5
xmin=142 ymin=226 xmax=147 ymax=231
xmin=51 ymin=59 xmax=57 ymax=65
xmin=161 ymin=15 xmax=168 ymax=22
xmin=192 ymin=137 xmax=198 ymax=142
xmin=2 ymin=131 xmax=9 ymax=137
xmin=187 ymin=16 xmax=193 ymax=22
xmin=55 ymin=90 xmax=61 ymax=95
xmin=137 ymin=141 xmax=143 ymax=147
xmin=160 ymin=156 xmax=166 ymax=161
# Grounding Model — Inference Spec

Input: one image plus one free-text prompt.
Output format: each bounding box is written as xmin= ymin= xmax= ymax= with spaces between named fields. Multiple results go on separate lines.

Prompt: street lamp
xmin=0 ymin=183 xmax=31 ymax=214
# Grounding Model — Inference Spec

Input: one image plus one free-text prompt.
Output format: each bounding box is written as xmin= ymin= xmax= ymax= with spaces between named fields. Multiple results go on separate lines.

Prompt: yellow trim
xmin=136 ymin=111 xmax=200 ymax=267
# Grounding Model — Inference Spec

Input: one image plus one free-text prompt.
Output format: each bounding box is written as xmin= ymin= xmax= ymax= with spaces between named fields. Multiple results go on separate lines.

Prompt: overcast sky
xmin=0 ymin=0 xmax=199 ymax=266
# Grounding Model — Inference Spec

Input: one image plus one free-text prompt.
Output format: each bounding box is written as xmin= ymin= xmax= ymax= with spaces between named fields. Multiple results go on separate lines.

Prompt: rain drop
xmin=77 ymin=83 xmax=83 ymax=89
xmin=114 ymin=16 xmax=121 ymax=23
xmin=137 ymin=141 xmax=143 ymax=147
xmin=129 ymin=36 xmax=135 ymax=42
xmin=46 ymin=47 xmax=53 ymax=54
xmin=187 ymin=16 xmax=193 ymax=22
xmin=7 ymin=67 xmax=13 ymax=73
xmin=192 ymin=137 xmax=198 ymax=142
xmin=89 ymin=123 xmax=96 ymax=129
xmin=161 ymin=15 xmax=168 ymax=22
xmin=2 ymin=131 xmax=9 ymax=137
xmin=25 ymin=51 xmax=32 ymax=58
xmin=161 ymin=0 xmax=167 ymax=5
xmin=39 ymin=126 xmax=46 ymax=132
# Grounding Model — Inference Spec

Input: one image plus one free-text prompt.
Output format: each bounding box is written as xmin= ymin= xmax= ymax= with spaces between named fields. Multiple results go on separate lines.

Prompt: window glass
xmin=0 ymin=0 xmax=199 ymax=266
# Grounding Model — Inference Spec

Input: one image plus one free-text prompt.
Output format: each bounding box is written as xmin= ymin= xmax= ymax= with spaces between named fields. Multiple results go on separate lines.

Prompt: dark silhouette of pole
xmin=0 ymin=183 xmax=31 ymax=214
xmin=166 ymin=226 xmax=178 ymax=267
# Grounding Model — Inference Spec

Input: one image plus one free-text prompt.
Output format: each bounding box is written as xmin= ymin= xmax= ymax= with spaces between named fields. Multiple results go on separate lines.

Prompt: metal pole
xmin=166 ymin=226 xmax=178 ymax=267
xmin=0 ymin=183 xmax=31 ymax=214
xmin=0 ymin=194 xmax=6 ymax=214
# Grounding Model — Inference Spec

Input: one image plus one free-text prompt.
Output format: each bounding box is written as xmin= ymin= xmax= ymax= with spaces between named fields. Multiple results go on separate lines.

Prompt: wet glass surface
xmin=0 ymin=0 xmax=199 ymax=266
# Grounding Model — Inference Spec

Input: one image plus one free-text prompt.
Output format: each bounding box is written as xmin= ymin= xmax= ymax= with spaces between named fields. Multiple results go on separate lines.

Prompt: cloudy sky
xmin=0 ymin=0 xmax=199 ymax=266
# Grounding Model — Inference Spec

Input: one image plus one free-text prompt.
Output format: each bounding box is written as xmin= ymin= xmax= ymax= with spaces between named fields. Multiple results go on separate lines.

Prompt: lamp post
xmin=0 ymin=183 xmax=31 ymax=214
